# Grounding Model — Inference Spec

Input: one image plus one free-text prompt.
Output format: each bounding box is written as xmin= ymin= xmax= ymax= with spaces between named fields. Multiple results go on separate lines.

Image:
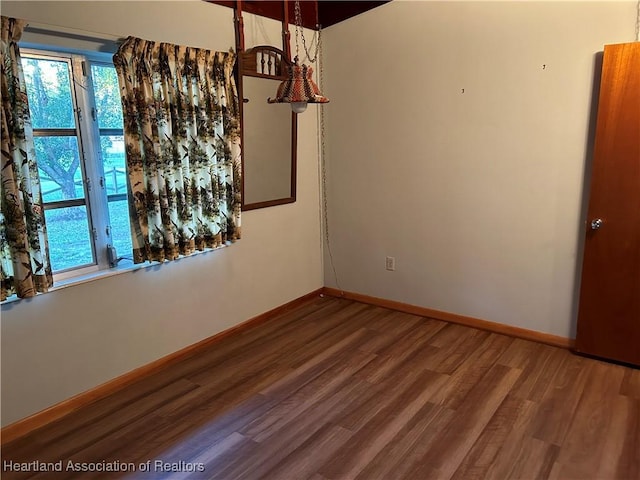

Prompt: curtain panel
xmin=1 ymin=16 xmax=53 ymax=301
xmin=113 ymin=37 xmax=241 ymax=264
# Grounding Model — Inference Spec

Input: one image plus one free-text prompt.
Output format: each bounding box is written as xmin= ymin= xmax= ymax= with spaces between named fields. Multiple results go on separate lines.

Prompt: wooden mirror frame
xmin=236 ymin=2 xmax=297 ymax=211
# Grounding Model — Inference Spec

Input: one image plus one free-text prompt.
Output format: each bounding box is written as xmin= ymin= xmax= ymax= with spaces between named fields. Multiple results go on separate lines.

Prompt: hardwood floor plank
xmin=404 ymin=364 xmax=522 ymax=480
xmin=44 ymin=413 xmax=174 ymax=477
xmin=429 ymin=333 xmax=514 ymax=410
xmin=595 ymin=395 xmax=639 ymax=480
xmin=330 ymin=360 xmax=444 ymax=433
xmin=211 ymin=379 xmax=369 ymax=479
xmin=307 ymin=474 xmax=329 ymax=480
xmin=163 ymin=431 xmax=250 ymax=480
xmin=257 ymin=328 xmax=370 ymax=400
xmin=259 ymin=423 xmax=353 ymax=480
xmin=318 ymin=369 xmax=449 ymax=479
xmin=615 ymin=397 xmax=640 ymax=480
xmin=480 ymin=404 xmax=558 ymax=480
xmin=450 ymin=395 xmax=537 ymax=480
xmin=498 ymin=339 xmax=568 ymax=402
xmin=428 ymin=328 xmax=492 ymax=375
xmin=4 ymin=378 xmax=200 ymax=468
xmin=415 ymin=325 xmax=502 ymax=377
xmin=353 ymin=320 xmax=446 ymax=384
xmin=128 ymin=368 xmax=290 ymax=464
xmin=370 ymin=316 xmax=445 ymax=359
xmin=499 ymin=437 xmax=560 ymax=480
xmin=529 ymin=353 xmax=593 ymax=446
xmin=620 ymin=368 xmax=640 ymax=398
xmin=363 ymin=309 xmax=427 ymax=335
xmin=4 ymin=370 xmax=200 ymax=457
xmin=240 ymin=350 xmax=376 ymax=442
xmin=551 ymin=362 xmax=625 ymax=474
xmin=157 ymin=360 xmax=292 ymax=420
xmin=353 ymin=402 xmax=456 ymax=480
xmin=273 ymin=302 xmax=373 ymax=369
xmin=118 ymin=395 xmax=275 ymax=469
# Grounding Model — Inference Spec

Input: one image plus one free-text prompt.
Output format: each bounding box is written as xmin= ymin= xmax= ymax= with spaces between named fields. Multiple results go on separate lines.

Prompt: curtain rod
xmin=24 ymin=21 xmax=124 ymax=43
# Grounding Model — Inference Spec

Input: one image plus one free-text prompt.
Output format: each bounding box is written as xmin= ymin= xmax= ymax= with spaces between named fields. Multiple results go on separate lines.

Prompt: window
xmin=21 ymin=49 xmax=132 ymax=279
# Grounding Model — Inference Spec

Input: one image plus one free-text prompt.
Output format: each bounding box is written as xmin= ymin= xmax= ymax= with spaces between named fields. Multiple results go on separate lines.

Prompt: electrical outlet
xmin=385 ymin=256 xmax=396 ymax=271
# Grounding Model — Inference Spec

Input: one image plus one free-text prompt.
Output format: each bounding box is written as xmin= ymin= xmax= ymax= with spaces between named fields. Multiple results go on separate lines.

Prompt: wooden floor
xmin=2 ymin=296 xmax=639 ymax=480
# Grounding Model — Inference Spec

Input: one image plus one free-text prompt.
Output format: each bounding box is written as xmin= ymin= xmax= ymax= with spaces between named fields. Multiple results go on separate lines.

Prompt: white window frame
xmin=21 ymin=47 xmax=127 ymax=282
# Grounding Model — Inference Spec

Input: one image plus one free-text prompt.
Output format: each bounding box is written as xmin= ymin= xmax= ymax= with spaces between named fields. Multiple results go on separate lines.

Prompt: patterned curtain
xmin=113 ymin=37 xmax=241 ymax=264
xmin=1 ymin=16 xmax=53 ymax=301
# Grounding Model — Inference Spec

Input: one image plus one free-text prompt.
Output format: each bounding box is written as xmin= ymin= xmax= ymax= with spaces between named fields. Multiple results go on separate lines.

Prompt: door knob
xmin=590 ymin=218 xmax=603 ymax=230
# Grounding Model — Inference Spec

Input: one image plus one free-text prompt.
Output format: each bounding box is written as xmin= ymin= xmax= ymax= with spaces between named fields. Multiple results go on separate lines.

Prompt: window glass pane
xmin=100 ymin=135 xmax=126 ymax=194
xmin=91 ymin=64 xmax=123 ymax=129
xmin=107 ymin=199 xmax=133 ymax=261
xmin=101 ymin=133 xmax=133 ymax=260
xmin=45 ymin=206 xmax=94 ymax=271
xmin=21 ymin=57 xmax=75 ymax=129
xmin=35 ymin=136 xmax=84 ymax=202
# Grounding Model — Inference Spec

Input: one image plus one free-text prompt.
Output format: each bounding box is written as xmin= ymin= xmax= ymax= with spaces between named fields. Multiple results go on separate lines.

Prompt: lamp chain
xmin=636 ymin=0 xmax=640 ymax=42
xmin=293 ymin=0 xmax=321 ymax=63
xmin=317 ymin=26 xmax=342 ymax=292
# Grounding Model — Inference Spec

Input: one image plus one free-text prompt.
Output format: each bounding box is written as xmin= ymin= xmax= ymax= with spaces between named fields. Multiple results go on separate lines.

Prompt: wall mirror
xmin=240 ymin=46 xmax=297 ymax=210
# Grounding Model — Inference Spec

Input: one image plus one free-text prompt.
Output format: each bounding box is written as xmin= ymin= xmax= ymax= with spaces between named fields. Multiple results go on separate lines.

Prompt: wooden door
xmin=575 ymin=42 xmax=640 ymax=366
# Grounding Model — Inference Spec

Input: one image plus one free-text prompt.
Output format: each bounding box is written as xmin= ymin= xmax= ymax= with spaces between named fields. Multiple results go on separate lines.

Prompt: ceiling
xmin=316 ymin=1 xmax=390 ymax=28
xmin=208 ymin=1 xmax=390 ymax=30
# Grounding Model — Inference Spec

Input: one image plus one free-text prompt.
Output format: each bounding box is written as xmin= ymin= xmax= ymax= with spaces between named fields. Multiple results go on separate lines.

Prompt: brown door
xmin=575 ymin=42 xmax=640 ymax=366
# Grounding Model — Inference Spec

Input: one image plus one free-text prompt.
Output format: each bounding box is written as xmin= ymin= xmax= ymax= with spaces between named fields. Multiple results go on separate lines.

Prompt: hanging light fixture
xmin=268 ymin=0 xmax=329 ymax=113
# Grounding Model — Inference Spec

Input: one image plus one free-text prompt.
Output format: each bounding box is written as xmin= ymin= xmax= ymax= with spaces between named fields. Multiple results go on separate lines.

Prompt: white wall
xmin=322 ymin=1 xmax=636 ymax=338
xmin=0 ymin=1 xmax=322 ymax=426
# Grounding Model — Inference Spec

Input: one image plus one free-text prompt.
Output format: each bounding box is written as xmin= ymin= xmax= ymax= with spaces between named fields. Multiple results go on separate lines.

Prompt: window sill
xmin=1 ymin=261 xmax=147 ymax=306
xmin=52 ymin=260 xmax=151 ymax=290
xmin=1 ymin=246 xmax=227 ymax=306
